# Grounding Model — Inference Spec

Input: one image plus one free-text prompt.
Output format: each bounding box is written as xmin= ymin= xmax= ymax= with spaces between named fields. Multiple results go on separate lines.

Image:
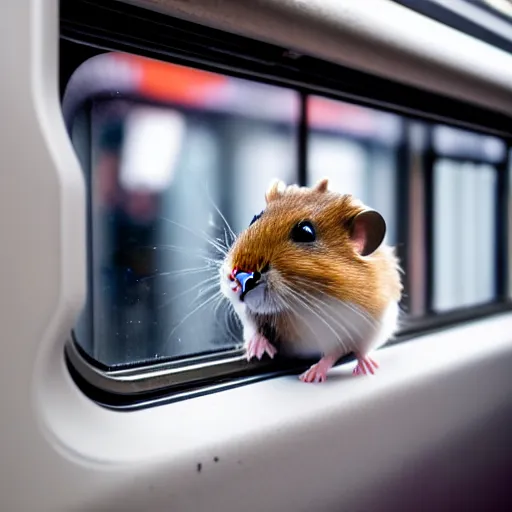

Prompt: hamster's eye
xmin=249 ymin=210 xmax=264 ymax=226
xmin=291 ymin=221 xmax=316 ymax=243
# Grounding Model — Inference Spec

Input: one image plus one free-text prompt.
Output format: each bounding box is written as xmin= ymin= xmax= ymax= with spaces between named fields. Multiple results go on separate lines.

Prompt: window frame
xmin=61 ymin=0 xmax=512 ymax=410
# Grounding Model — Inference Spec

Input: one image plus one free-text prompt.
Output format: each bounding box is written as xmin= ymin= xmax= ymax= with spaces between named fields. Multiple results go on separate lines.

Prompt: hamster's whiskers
xmin=144 ymin=243 xmax=224 ymax=268
xmin=301 ymin=285 xmax=380 ymax=348
xmin=190 ymin=281 xmax=223 ymax=307
xmin=160 ymin=216 xmax=230 ymax=257
xmin=297 ymin=289 xmax=355 ymax=352
xmin=166 ymin=289 xmax=225 ymax=342
xmin=215 ymin=299 xmax=242 ymax=345
xmin=342 ymin=301 xmax=379 ymax=329
xmin=194 ymin=173 xmax=238 ymax=246
xmin=139 ymin=265 xmax=214 ymax=283
xmin=279 ymin=283 xmax=350 ymax=354
xmin=157 ymin=275 xmax=220 ymax=310
xmin=278 ymin=285 xmax=327 ymax=346
xmin=297 ymin=289 xmax=357 ymax=354
xmin=293 ymin=275 xmax=380 ymax=330
xmin=279 ymin=279 xmax=384 ymax=354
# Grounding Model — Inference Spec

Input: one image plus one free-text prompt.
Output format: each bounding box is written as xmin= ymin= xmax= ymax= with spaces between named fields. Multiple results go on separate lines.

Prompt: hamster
xmin=220 ymin=178 xmax=403 ymax=383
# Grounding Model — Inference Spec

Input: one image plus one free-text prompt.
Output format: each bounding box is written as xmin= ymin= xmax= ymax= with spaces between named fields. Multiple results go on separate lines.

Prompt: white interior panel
xmin=1 ymin=0 xmax=512 ymax=511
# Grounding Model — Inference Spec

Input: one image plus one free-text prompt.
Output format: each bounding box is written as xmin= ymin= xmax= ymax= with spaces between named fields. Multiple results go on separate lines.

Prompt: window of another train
xmin=431 ymin=125 xmax=506 ymax=312
xmin=306 ymin=96 xmax=402 ymax=247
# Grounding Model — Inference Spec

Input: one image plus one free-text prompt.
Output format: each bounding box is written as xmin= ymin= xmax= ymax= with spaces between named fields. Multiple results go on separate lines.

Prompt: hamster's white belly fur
xmin=278 ymin=300 xmax=399 ymax=358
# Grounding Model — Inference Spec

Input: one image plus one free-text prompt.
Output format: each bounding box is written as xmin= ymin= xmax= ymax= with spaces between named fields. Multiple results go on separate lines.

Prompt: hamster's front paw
xmin=245 ymin=333 xmax=277 ymax=361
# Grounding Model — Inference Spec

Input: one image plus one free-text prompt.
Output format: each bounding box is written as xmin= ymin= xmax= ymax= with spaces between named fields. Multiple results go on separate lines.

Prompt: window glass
xmin=69 ymin=53 xmax=299 ymax=366
xmin=433 ymin=159 xmax=496 ymax=311
xmin=66 ymin=52 xmax=509 ymax=374
xmin=306 ymin=96 xmax=402 ymax=246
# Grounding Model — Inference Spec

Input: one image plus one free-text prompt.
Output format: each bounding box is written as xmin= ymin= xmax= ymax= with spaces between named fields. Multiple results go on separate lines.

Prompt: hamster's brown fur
xmin=230 ymin=179 xmax=402 ymax=318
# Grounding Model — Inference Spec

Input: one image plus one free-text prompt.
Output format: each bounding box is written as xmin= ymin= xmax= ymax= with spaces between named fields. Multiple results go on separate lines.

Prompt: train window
xmin=68 ymin=53 xmax=298 ymax=367
xmin=60 ymin=2 xmax=511 ymax=407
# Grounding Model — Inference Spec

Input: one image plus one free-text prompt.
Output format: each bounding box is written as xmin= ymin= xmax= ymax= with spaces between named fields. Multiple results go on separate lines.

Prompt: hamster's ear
xmin=265 ymin=179 xmax=286 ymax=204
xmin=314 ymin=178 xmax=329 ymax=193
xmin=350 ymin=210 xmax=386 ymax=256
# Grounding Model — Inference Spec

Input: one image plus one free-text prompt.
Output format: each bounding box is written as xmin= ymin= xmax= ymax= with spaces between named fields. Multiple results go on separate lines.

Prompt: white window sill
xmin=34 ymin=311 xmax=512 ymax=510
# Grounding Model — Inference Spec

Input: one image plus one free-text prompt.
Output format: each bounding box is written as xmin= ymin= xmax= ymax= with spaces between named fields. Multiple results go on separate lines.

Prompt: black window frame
xmin=61 ymin=0 xmax=512 ymax=411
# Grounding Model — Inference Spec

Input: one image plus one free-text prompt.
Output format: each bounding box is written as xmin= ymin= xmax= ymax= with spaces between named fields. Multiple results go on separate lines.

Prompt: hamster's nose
xmin=235 ymin=269 xmax=261 ymax=298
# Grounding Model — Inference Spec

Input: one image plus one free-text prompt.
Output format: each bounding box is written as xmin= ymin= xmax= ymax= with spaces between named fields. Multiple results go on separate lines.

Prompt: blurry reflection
xmin=68 ymin=54 xmax=298 ymax=366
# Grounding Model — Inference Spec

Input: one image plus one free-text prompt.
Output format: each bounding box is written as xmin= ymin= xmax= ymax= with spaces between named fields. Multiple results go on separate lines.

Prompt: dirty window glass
xmin=69 ymin=53 xmax=299 ymax=366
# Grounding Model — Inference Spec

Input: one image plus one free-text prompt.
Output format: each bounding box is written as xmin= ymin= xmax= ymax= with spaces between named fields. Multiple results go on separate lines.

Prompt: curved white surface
xmin=1 ymin=0 xmax=512 ymax=510
xmin=121 ymin=0 xmax=512 ymax=120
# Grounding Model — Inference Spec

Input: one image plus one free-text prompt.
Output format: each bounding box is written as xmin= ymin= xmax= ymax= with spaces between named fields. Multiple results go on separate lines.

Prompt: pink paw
xmin=299 ymin=359 xmax=333 ymax=383
xmin=353 ymin=355 xmax=379 ymax=376
xmin=245 ymin=334 xmax=277 ymax=361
